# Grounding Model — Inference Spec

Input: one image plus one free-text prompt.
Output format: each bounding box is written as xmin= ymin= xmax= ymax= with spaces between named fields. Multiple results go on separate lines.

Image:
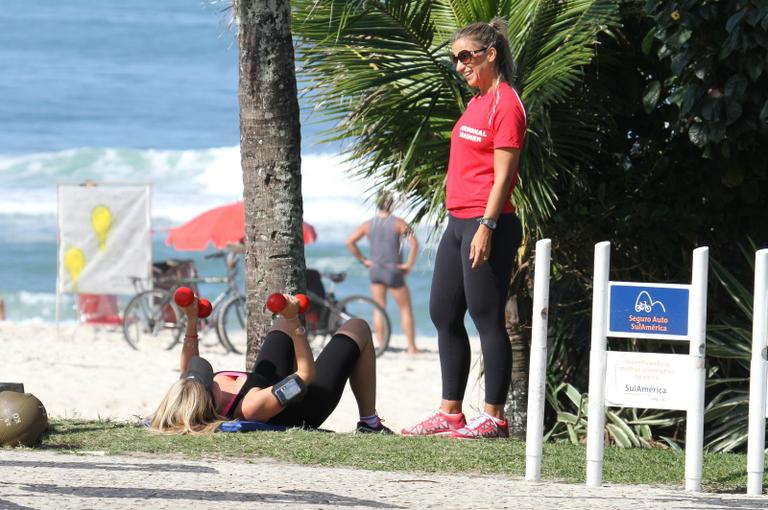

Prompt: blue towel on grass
xmin=142 ymin=418 xmax=287 ymax=433
xmin=218 ymin=420 xmax=287 ymax=432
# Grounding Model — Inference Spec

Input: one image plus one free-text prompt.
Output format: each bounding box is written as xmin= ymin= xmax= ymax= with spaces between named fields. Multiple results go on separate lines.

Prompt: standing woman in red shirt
xmin=401 ymin=18 xmax=526 ymax=438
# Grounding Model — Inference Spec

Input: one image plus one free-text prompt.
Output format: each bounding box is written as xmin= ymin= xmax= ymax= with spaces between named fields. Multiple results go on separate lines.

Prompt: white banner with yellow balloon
xmin=57 ymin=183 xmax=152 ymax=295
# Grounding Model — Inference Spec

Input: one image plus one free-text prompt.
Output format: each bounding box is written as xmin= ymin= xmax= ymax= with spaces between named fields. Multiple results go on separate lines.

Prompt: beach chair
xmin=151 ymin=259 xmax=198 ymax=323
xmin=77 ymin=294 xmax=121 ymax=326
xmin=304 ymin=268 xmax=329 ymax=332
xmin=152 ymin=259 xmax=198 ymax=291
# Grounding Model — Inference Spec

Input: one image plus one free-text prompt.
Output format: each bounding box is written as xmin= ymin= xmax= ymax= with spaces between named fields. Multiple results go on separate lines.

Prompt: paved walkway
xmin=0 ymin=450 xmax=765 ymax=509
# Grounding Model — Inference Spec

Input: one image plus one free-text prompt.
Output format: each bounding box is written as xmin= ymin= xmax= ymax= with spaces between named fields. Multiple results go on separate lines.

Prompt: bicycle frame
xmin=303 ymin=271 xmax=391 ymax=357
xmin=178 ymin=253 xmax=244 ymax=333
xmin=123 ymin=250 xmax=245 ymax=351
xmin=304 ymin=288 xmax=337 ymax=337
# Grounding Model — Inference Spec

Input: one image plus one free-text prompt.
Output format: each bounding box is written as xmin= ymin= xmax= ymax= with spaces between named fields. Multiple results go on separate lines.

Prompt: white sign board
xmin=57 ymin=184 xmax=151 ymax=295
xmin=605 ymin=351 xmax=693 ymax=411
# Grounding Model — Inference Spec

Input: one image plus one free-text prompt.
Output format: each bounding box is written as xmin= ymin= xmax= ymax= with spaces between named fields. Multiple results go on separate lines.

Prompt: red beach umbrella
xmin=302 ymin=221 xmax=317 ymax=245
xmin=166 ymin=201 xmax=317 ymax=251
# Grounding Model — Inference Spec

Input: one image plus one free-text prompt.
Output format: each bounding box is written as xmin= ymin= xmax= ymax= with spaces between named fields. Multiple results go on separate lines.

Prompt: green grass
xmin=14 ymin=419 xmax=766 ymax=493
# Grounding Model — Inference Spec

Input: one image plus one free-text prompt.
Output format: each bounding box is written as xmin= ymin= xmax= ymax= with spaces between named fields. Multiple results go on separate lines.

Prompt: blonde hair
xmin=149 ymin=379 xmax=224 ymax=435
xmin=452 ymin=17 xmax=516 ymax=85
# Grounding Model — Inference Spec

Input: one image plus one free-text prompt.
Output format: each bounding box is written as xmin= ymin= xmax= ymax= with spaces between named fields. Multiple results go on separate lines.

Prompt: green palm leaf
xmin=294 ymin=0 xmax=620 ymax=228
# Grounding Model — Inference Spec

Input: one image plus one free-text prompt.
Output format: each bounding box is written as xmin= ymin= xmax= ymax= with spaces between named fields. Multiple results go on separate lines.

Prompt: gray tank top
xmin=368 ymin=215 xmax=402 ymax=267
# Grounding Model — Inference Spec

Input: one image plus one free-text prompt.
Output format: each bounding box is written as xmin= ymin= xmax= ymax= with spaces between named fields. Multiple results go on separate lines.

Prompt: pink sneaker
xmin=400 ymin=410 xmax=466 ymax=436
xmin=450 ymin=413 xmax=509 ymax=439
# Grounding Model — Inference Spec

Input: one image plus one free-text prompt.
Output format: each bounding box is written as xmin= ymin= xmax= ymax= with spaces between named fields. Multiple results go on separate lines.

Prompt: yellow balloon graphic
xmin=91 ymin=204 xmax=113 ymax=252
xmin=64 ymin=247 xmax=86 ymax=292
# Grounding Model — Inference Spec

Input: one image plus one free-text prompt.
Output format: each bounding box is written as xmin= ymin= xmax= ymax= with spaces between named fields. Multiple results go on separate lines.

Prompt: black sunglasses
xmin=451 ymin=47 xmax=488 ymax=65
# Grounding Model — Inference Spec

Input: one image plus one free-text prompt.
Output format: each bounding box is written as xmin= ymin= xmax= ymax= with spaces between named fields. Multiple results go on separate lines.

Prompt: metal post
xmin=525 ymin=239 xmax=552 ymax=481
xmin=747 ymin=249 xmax=768 ymax=495
xmin=55 ymin=184 xmax=62 ymax=333
xmin=684 ymin=247 xmax=708 ymax=492
xmin=586 ymin=241 xmax=610 ymax=487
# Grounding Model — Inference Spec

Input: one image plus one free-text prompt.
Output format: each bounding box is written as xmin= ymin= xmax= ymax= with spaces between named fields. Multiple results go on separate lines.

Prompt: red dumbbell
xmin=265 ymin=293 xmax=310 ymax=315
xmin=296 ymin=294 xmax=309 ymax=314
xmin=197 ymin=298 xmax=212 ymax=319
xmin=266 ymin=293 xmax=287 ymax=314
xmin=174 ymin=287 xmax=195 ymax=307
xmin=174 ymin=287 xmax=212 ymax=318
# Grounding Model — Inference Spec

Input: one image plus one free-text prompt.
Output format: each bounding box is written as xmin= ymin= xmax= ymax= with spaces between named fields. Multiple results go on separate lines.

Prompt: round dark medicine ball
xmin=0 ymin=391 xmax=49 ymax=447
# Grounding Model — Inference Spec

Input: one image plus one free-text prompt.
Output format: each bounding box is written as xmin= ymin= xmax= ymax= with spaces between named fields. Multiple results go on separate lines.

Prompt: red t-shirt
xmin=445 ymin=82 xmax=527 ymax=218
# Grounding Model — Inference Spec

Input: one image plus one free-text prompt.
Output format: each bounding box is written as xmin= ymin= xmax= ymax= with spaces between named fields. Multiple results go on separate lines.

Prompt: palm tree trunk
xmin=235 ymin=0 xmax=305 ymax=370
xmin=504 ymin=252 xmax=536 ymax=439
xmin=505 ymin=291 xmax=530 ymax=439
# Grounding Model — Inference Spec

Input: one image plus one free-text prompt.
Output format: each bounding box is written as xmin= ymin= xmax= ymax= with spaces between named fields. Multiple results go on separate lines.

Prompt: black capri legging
xmin=429 ymin=213 xmax=522 ymax=405
xmin=247 ymin=330 xmax=360 ymax=429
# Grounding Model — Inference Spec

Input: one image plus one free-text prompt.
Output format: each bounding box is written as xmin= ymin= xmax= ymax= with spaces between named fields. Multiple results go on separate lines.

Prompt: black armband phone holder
xmin=271 ymin=374 xmax=307 ymax=407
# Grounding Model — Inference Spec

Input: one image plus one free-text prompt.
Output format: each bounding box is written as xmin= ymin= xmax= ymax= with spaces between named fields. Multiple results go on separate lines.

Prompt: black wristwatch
xmin=479 ymin=217 xmax=497 ymax=231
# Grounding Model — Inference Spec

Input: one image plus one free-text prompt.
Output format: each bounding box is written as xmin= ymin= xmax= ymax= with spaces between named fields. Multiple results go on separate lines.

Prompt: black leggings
xmin=248 ymin=330 xmax=360 ymax=428
xmin=429 ymin=213 xmax=522 ymax=405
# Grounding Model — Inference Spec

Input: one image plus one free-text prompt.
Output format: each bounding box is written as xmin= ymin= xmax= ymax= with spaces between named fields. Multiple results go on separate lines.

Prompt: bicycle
xmin=303 ymin=270 xmax=391 ymax=358
xmin=216 ymin=270 xmax=392 ymax=358
xmin=216 ymin=285 xmax=248 ymax=355
xmin=122 ymin=250 xmax=244 ymax=352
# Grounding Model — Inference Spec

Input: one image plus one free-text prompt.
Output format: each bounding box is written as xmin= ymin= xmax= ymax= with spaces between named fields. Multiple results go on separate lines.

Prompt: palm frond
xmin=294 ymin=0 xmax=621 ymax=228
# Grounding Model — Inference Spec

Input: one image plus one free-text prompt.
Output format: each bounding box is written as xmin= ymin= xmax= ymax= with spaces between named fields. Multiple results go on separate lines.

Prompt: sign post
xmin=525 ymin=239 xmax=552 ymax=481
xmin=746 ymin=249 xmax=768 ymax=496
xmin=586 ymin=242 xmax=708 ymax=491
xmin=685 ymin=248 xmax=709 ymax=492
xmin=586 ymin=241 xmax=610 ymax=487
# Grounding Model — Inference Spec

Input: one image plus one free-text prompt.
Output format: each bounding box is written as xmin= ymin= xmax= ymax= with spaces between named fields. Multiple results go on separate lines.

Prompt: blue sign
xmin=608 ymin=284 xmax=690 ymax=338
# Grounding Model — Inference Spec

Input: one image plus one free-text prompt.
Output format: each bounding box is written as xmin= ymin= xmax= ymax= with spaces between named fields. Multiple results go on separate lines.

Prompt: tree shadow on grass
xmin=704 ymin=468 xmax=763 ymax=494
xmin=37 ymin=421 xmax=143 ymax=449
xmin=46 ymin=421 xmax=138 ymax=434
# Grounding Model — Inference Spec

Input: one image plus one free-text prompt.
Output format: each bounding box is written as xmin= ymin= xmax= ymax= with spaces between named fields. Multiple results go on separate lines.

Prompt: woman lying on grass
xmin=149 ymin=294 xmax=393 ymax=435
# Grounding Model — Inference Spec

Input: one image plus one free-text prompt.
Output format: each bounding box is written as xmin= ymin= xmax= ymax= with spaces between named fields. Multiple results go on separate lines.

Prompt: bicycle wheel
xmin=330 ymin=296 xmax=391 ymax=357
xmin=122 ymin=289 xmax=184 ymax=350
xmin=217 ymin=295 xmax=247 ymax=354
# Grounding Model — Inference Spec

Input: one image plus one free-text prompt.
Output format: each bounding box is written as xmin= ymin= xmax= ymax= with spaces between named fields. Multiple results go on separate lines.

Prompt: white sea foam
xmin=0 ymin=146 xmax=445 ymax=330
xmin=306 ymin=256 xmax=366 ymax=273
xmin=0 ymin=146 xmax=378 ymax=228
xmin=17 ymin=291 xmax=58 ymax=306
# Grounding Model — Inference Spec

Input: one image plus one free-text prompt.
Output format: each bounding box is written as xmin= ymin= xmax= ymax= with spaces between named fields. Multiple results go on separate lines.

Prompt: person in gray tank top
xmin=347 ymin=191 xmax=421 ymax=354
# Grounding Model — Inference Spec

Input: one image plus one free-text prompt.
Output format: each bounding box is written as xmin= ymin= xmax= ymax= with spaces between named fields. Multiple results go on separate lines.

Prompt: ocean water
xmin=0 ymin=1 xmax=461 ymax=338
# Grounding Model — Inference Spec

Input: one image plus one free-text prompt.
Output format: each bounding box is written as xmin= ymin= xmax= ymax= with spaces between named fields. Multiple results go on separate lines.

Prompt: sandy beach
xmin=0 ymin=321 xmax=484 ymax=433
